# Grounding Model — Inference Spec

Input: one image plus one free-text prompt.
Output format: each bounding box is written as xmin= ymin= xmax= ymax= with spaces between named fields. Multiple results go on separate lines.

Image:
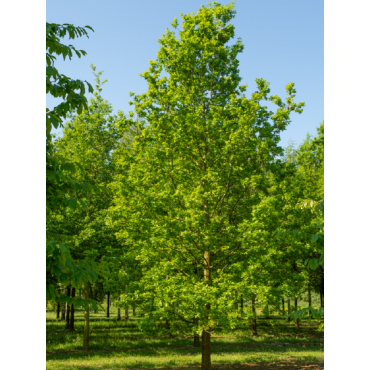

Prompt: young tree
xmin=52 ymin=65 xmax=127 ymax=349
xmin=111 ymin=3 xmax=304 ymax=369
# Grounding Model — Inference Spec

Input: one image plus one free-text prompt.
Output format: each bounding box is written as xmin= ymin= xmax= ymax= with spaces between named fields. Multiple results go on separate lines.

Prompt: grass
xmin=47 ymin=300 xmax=324 ymax=370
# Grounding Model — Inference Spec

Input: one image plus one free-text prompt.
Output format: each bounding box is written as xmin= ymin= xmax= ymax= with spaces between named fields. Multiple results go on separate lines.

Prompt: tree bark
xmin=308 ymin=283 xmax=312 ymax=316
xmin=117 ymin=295 xmax=121 ymax=320
xmin=201 ymin=251 xmax=211 ymax=370
xmin=287 ymin=299 xmax=291 ymax=322
xmin=125 ymin=305 xmax=129 ymax=322
xmin=240 ymin=295 xmax=244 ymax=317
xmin=83 ymin=282 xmax=90 ymax=351
xmin=65 ymin=286 xmax=71 ymax=329
xmin=61 ymin=299 xmax=66 ymax=321
xmin=264 ymin=305 xmax=270 ymax=319
xmin=132 ymin=303 xmax=136 ymax=317
xmin=252 ymin=298 xmax=258 ymax=336
xmin=69 ymin=287 xmax=76 ymax=332
xmin=282 ymin=298 xmax=285 ymax=316
xmin=294 ymin=298 xmax=299 ymax=329
xmin=107 ymin=292 xmax=110 ymax=318
xmin=56 ymin=302 xmax=60 ymax=319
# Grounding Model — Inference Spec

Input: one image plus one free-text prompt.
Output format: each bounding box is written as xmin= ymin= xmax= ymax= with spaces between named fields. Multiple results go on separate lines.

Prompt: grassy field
xmin=46 ymin=301 xmax=324 ymax=370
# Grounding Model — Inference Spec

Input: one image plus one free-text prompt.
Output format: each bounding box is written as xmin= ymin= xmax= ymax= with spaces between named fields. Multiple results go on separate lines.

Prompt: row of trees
xmin=46 ymin=3 xmax=323 ymax=369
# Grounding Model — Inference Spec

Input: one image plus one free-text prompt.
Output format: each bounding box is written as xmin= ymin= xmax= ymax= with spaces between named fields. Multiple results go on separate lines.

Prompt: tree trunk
xmin=56 ymin=302 xmax=60 ymax=319
xmin=125 ymin=306 xmax=129 ymax=322
xmin=240 ymin=295 xmax=244 ymax=317
xmin=201 ymin=251 xmax=211 ymax=370
xmin=294 ymin=298 xmax=299 ymax=329
xmin=65 ymin=286 xmax=71 ymax=329
xmin=69 ymin=287 xmax=76 ymax=332
xmin=252 ymin=298 xmax=258 ymax=336
xmin=194 ymin=318 xmax=200 ymax=347
xmin=308 ymin=283 xmax=312 ymax=316
xmin=107 ymin=292 xmax=110 ymax=318
xmin=117 ymin=295 xmax=121 ymax=320
xmin=61 ymin=293 xmax=66 ymax=321
xmin=287 ymin=299 xmax=291 ymax=322
xmin=264 ymin=305 xmax=270 ymax=319
xmin=282 ymin=298 xmax=285 ymax=316
xmin=83 ymin=282 xmax=90 ymax=351
xmin=132 ymin=303 xmax=136 ymax=317
xmin=320 ymin=291 xmax=324 ymax=307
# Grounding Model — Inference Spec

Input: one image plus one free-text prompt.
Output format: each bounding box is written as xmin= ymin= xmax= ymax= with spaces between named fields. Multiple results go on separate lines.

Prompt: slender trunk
xmin=125 ymin=305 xmax=129 ymax=322
xmin=83 ymin=282 xmax=90 ymax=351
xmin=320 ymin=290 xmax=324 ymax=307
xmin=132 ymin=303 xmax=136 ymax=317
xmin=252 ymin=298 xmax=258 ymax=336
xmin=201 ymin=251 xmax=211 ymax=370
xmin=282 ymin=298 xmax=285 ymax=316
xmin=194 ymin=318 xmax=200 ymax=347
xmin=308 ymin=284 xmax=312 ymax=316
xmin=240 ymin=295 xmax=244 ymax=317
xmin=69 ymin=287 xmax=76 ymax=332
xmin=56 ymin=302 xmax=60 ymax=319
xmin=294 ymin=298 xmax=299 ymax=329
xmin=65 ymin=286 xmax=71 ymax=329
xmin=117 ymin=295 xmax=121 ymax=321
xmin=107 ymin=292 xmax=110 ymax=318
xmin=287 ymin=299 xmax=291 ymax=322
xmin=264 ymin=305 xmax=269 ymax=319
xmin=61 ymin=287 xmax=66 ymax=321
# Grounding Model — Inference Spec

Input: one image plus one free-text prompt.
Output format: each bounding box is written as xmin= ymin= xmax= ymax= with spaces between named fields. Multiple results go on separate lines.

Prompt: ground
xmin=46 ymin=302 xmax=324 ymax=370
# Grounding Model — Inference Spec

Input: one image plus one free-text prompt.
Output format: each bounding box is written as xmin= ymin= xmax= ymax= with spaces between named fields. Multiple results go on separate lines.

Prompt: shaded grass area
xmin=46 ymin=306 xmax=323 ymax=369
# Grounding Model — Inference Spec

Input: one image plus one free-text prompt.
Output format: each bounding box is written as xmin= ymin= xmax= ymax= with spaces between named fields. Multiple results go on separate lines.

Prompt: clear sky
xmin=47 ymin=0 xmax=323 ymax=148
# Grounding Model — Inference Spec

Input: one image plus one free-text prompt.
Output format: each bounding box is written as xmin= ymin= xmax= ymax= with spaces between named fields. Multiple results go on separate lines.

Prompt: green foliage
xmin=111 ymin=1 xmax=305 ymax=337
xmin=46 ymin=23 xmax=104 ymax=303
xmin=46 ymin=23 xmax=94 ymax=136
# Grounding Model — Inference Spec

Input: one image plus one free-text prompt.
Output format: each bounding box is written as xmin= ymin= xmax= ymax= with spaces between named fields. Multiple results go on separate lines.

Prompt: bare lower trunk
xmin=65 ymin=286 xmax=71 ymax=329
xmin=294 ymin=298 xmax=299 ymax=329
xmin=252 ymin=298 xmax=257 ymax=336
xmin=282 ymin=298 xmax=285 ymax=316
xmin=320 ymin=291 xmax=324 ymax=307
xmin=308 ymin=284 xmax=312 ymax=316
xmin=264 ymin=305 xmax=270 ymax=319
xmin=56 ymin=302 xmax=60 ymax=319
xmin=61 ymin=297 xmax=66 ymax=321
xmin=83 ymin=283 xmax=90 ymax=351
xmin=125 ymin=306 xmax=129 ymax=322
xmin=117 ymin=295 xmax=121 ymax=320
xmin=201 ymin=251 xmax=211 ymax=370
xmin=194 ymin=318 xmax=200 ymax=347
xmin=202 ymin=325 xmax=211 ymax=370
xmin=69 ymin=287 xmax=76 ymax=332
xmin=132 ymin=303 xmax=136 ymax=316
xmin=107 ymin=292 xmax=110 ymax=318
xmin=287 ymin=299 xmax=291 ymax=322
xmin=240 ymin=295 xmax=244 ymax=316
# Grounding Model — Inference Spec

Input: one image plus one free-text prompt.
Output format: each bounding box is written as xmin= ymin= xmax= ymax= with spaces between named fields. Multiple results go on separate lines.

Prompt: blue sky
xmin=47 ymin=0 xmax=323 ymax=148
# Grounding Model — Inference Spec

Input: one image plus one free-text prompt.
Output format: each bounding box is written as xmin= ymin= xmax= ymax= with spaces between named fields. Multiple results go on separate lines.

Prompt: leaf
xmin=78 ymin=199 xmax=87 ymax=209
xmin=69 ymin=198 xmax=77 ymax=210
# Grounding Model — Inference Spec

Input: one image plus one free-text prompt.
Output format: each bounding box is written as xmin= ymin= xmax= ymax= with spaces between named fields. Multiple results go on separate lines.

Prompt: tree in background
xmin=46 ymin=23 xmax=105 ymax=309
xmin=50 ymin=65 xmax=127 ymax=349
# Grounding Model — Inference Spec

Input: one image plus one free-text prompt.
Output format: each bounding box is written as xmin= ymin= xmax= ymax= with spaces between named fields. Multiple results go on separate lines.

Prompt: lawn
xmin=46 ymin=298 xmax=323 ymax=370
